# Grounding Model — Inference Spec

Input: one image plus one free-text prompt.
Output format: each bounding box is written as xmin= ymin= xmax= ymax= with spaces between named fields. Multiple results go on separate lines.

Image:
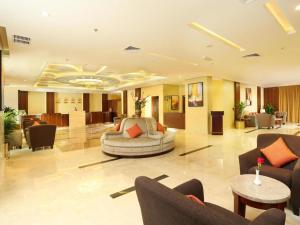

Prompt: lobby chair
xmin=256 ymin=113 xmax=275 ymax=129
xmin=239 ymin=134 xmax=300 ymax=216
xmin=25 ymin=124 xmax=56 ymax=151
xmin=135 ymin=176 xmax=286 ymax=225
xmin=275 ymin=111 xmax=287 ymax=125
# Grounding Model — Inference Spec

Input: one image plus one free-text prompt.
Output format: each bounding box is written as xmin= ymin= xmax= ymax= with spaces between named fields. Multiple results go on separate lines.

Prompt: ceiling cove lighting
xmin=188 ymin=22 xmax=245 ymax=52
xmin=296 ymin=4 xmax=300 ymax=11
xmin=265 ymin=0 xmax=296 ymax=34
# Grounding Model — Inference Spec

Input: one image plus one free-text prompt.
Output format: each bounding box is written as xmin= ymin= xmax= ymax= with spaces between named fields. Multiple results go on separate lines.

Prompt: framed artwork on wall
xmin=188 ymin=82 xmax=203 ymax=107
xmin=245 ymin=88 xmax=252 ymax=106
xmin=171 ymin=95 xmax=179 ymax=110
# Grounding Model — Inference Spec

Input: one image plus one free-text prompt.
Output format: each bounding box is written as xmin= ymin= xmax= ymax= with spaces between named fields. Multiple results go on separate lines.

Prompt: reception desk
xmin=69 ymin=111 xmax=86 ymax=128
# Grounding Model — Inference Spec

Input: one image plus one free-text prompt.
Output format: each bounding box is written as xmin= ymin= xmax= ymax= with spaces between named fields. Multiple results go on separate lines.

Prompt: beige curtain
xmin=279 ymin=86 xmax=300 ymax=123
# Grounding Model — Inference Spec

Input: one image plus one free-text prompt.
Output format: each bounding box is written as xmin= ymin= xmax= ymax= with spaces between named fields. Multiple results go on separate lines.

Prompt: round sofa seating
xmin=101 ymin=117 xmax=175 ymax=157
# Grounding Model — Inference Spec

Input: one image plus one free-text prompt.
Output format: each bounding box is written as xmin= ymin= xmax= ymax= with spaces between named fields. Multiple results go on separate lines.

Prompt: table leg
xmin=234 ymin=193 xmax=246 ymax=217
xmin=276 ymin=203 xmax=286 ymax=211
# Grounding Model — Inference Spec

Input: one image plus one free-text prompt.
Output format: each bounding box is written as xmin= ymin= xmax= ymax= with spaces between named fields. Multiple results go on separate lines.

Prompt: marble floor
xmin=0 ymin=123 xmax=300 ymax=225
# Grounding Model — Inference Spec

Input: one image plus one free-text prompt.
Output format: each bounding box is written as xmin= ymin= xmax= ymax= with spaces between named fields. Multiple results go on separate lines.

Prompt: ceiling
xmin=1 ymin=0 xmax=300 ymax=91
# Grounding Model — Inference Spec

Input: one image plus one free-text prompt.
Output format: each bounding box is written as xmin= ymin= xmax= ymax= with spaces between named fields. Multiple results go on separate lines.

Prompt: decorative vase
xmin=135 ymin=110 xmax=142 ymax=118
xmin=253 ymin=169 xmax=261 ymax=186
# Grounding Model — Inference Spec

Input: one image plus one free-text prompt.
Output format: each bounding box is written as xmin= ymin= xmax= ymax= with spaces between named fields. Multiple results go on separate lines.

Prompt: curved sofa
xmin=101 ymin=117 xmax=175 ymax=157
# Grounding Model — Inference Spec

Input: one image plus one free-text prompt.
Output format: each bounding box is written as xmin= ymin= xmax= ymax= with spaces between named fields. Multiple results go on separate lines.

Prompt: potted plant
xmin=134 ymin=96 xmax=148 ymax=117
xmin=3 ymin=107 xmax=18 ymax=159
xmin=235 ymin=102 xmax=246 ymax=129
xmin=264 ymin=104 xmax=275 ymax=115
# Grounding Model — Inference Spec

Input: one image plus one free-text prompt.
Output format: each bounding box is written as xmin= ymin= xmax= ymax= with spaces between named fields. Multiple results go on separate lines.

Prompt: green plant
xmin=264 ymin=104 xmax=275 ymax=115
xmin=3 ymin=107 xmax=18 ymax=143
xmin=236 ymin=102 xmax=246 ymax=121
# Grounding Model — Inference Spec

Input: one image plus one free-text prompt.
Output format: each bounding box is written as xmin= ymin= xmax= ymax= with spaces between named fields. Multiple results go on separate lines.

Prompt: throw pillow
xmin=32 ymin=121 xmax=40 ymax=126
xmin=261 ymin=137 xmax=299 ymax=168
xmin=115 ymin=123 xmax=121 ymax=131
xmin=157 ymin=122 xmax=165 ymax=134
xmin=186 ymin=195 xmax=205 ymax=206
xmin=126 ymin=123 xmax=143 ymax=138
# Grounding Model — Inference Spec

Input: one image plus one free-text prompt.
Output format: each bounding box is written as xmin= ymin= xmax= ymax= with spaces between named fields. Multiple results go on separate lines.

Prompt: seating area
xmin=101 ymin=117 xmax=175 ymax=157
xmin=1 ymin=1 xmax=300 ymax=225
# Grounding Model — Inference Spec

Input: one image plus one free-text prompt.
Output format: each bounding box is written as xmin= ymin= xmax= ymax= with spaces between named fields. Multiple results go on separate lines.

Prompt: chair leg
xmin=292 ymin=205 xmax=300 ymax=216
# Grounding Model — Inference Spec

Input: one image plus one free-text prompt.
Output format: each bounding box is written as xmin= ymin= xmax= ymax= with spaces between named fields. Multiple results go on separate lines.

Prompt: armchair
xmin=256 ymin=113 xmax=275 ymax=129
xmin=135 ymin=176 xmax=286 ymax=225
xmin=25 ymin=124 xmax=56 ymax=151
xmin=239 ymin=134 xmax=300 ymax=215
xmin=275 ymin=111 xmax=287 ymax=125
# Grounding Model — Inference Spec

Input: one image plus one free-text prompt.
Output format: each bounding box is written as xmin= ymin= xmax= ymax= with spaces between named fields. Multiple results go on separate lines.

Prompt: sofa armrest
xmin=173 ymin=179 xmax=204 ymax=202
xmin=148 ymin=131 xmax=164 ymax=140
xmin=292 ymin=159 xmax=300 ymax=208
xmin=101 ymin=132 xmax=123 ymax=140
xmin=249 ymin=209 xmax=285 ymax=225
xmin=239 ymin=148 xmax=260 ymax=174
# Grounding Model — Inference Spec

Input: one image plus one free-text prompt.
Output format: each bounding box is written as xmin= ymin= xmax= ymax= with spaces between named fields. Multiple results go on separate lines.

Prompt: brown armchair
xmin=25 ymin=124 xmax=56 ymax=151
xmin=135 ymin=176 xmax=286 ymax=225
xmin=239 ymin=134 xmax=300 ymax=216
xmin=275 ymin=111 xmax=287 ymax=125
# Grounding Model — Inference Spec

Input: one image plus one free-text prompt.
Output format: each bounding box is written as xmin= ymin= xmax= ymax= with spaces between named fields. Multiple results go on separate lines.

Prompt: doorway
xmin=152 ymin=96 xmax=159 ymax=122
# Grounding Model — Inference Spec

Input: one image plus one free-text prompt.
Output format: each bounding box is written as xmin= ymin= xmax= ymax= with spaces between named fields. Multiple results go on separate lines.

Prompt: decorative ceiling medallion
xmin=35 ymin=64 xmax=165 ymax=91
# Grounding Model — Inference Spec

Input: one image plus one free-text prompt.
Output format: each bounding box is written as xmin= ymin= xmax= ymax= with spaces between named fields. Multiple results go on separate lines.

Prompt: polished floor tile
xmin=0 ymin=123 xmax=300 ymax=225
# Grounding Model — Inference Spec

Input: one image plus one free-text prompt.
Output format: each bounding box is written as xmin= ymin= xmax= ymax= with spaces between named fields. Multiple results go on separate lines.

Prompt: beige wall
xmin=163 ymin=84 xmax=184 ymax=113
xmin=207 ymin=78 xmax=235 ymax=132
xmin=185 ymin=77 xmax=209 ymax=134
xmin=4 ymin=86 xmax=18 ymax=109
xmin=90 ymin=93 xmax=102 ymax=112
xmin=127 ymin=89 xmax=135 ymax=117
xmin=142 ymin=85 xmax=164 ymax=123
xmin=28 ymin=92 xmax=46 ymax=114
xmin=55 ymin=93 xmax=83 ymax=113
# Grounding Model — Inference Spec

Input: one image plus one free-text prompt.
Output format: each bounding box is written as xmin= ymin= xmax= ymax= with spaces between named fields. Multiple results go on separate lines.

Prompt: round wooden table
xmin=230 ymin=174 xmax=290 ymax=217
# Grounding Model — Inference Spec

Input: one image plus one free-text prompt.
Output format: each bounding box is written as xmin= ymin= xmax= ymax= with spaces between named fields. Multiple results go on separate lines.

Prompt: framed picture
xmin=245 ymin=88 xmax=252 ymax=106
xmin=188 ymin=82 xmax=203 ymax=107
xmin=171 ymin=95 xmax=179 ymax=110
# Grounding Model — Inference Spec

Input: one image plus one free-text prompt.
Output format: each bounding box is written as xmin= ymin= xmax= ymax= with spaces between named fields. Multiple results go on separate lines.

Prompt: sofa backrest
xmin=135 ymin=176 xmax=233 ymax=225
xmin=28 ymin=124 xmax=57 ymax=148
xmin=257 ymin=134 xmax=300 ymax=157
xmin=120 ymin=118 xmax=158 ymax=138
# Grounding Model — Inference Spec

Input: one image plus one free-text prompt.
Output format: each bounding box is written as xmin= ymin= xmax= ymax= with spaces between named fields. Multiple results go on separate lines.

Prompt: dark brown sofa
xmin=135 ymin=176 xmax=286 ymax=225
xmin=25 ymin=124 xmax=56 ymax=151
xmin=239 ymin=133 xmax=300 ymax=216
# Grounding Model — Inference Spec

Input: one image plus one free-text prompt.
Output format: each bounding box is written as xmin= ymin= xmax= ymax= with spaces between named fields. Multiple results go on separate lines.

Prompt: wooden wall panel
xmin=164 ymin=113 xmax=185 ymax=129
xmin=234 ymin=82 xmax=240 ymax=120
xmin=123 ymin=90 xmax=128 ymax=115
xmin=135 ymin=88 xmax=141 ymax=99
xmin=107 ymin=99 xmax=120 ymax=113
xmin=46 ymin=92 xmax=55 ymax=114
xmin=18 ymin=90 xmax=28 ymax=113
xmin=83 ymin=93 xmax=90 ymax=112
xmin=102 ymin=94 xmax=108 ymax=112
xmin=264 ymin=87 xmax=279 ymax=110
xmin=257 ymin=87 xmax=261 ymax=113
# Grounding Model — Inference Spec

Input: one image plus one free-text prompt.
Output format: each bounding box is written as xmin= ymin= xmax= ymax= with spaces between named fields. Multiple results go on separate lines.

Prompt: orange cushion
xmin=157 ymin=122 xmax=165 ymax=134
xmin=115 ymin=123 xmax=121 ymax=131
xmin=260 ymin=137 xmax=298 ymax=168
xmin=186 ymin=195 xmax=205 ymax=206
xmin=126 ymin=123 xmax=143 ymax=138
xmin=32 ymin=121 xmax=40 ymax=126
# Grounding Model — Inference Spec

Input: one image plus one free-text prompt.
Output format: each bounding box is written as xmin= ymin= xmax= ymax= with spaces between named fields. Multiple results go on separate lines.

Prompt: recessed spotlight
xmin=41 ymin=11 xmax=50 ymax=17
xmin=296 ymin=4 xmax=300 ymax=11
xmin=24 ymin=80 xmax=27 ymax=82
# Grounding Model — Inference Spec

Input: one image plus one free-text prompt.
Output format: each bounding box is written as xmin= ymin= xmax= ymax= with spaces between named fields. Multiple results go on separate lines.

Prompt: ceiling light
xmin=93 ymin=28 xmax=99 ymax=32
xmin=265 ymin=0 xmax=296 ymax=34
xmin=188 ymin=22 xmax=245 ymax=52
xmin=41 ymin=11 xmax=50 ymax=17
xmin=296 ymin=4 xmax=300 ymax=11
xmin=240 ymin=0 xmax=256 ymax=4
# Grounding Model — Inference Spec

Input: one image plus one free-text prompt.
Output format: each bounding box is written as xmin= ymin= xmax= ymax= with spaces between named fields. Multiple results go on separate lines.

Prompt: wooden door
xmin=152 ymin=96 xmax=159 ymax=122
